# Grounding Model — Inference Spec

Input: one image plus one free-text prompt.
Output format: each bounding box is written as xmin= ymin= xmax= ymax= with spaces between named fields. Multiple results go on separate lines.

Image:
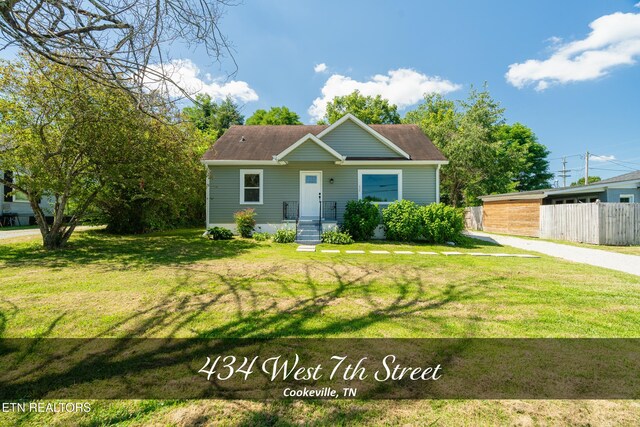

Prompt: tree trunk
xmin=43 ymin=231 xmax=66 ymax=250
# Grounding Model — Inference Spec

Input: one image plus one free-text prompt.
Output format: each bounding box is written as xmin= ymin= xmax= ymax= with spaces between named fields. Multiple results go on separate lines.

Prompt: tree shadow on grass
xmin=0 ymin=229 xmax=258 ymax=270
xmin=193 ymin=261 xmax=484 ymax=339
xmin=0 ymin=260 xmax=488 ymax=401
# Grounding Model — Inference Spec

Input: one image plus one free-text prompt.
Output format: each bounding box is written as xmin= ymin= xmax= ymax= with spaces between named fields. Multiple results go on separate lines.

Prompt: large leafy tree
xmin=183 ymin=94 xmax=244 ymax=140
xmin=495 ymin=123 xmax=553 ymax=191
xmin=404 ymin=87 xmax=550 ymax=206
xmin=246 ymin=106 xmax=302 ymax=125
xmin=322 ymin=91 xmax=401 ymax=124
xmin=0 ymin=56 xmax=140 ymax=248
xmin=0 ymin=54 xmax=206 ymax=248
xmin=95 ymin=116 xmax=207 ymax=234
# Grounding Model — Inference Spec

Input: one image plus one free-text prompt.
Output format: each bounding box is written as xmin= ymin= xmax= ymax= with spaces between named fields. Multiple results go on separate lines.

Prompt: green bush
xmin=273 ymin=228 xmax=296 ymax=243
xmin=420 ymin=203 xmax=465 ymax=243
xmin=253 ymin=232 xmax=271 ymax=242
xmin=206 ymin=226 xmax=234 ymax=240
xmin=234 ymin=208 xmax=256 ymax=238
xmin=342 ymin=199 xmax=380 ymax=240
xmin=381 ymin=200 xmax=421 ymax=241
xmin=321 ymin=228 xmax=354 ymax=244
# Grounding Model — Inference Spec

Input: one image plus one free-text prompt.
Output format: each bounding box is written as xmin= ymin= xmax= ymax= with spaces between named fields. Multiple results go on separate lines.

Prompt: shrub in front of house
xmin=381 ymin=200 xmax=422 ymax=242
xmin=420 ymin=203 xmax=465 ymax=243
xmin=321 ymin=228 xmax=354 ymax=244
xmin=253 ymin=232 xmax=271 ymax=242
xmin=273 ymin=228 xmax=296 ymax=243
xmin=234 ymin=208 xmax=256 ymax=238
xmin=342 ymin=199 xmax=380 ymax=240
xmin=206 ymin=226 xmax=234 ymax=240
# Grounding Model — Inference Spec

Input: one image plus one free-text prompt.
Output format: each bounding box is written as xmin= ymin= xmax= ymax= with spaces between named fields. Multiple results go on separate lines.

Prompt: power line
xmin=589 ymin=154 xmax=638 ymax=171
xmin=589 ymin=167 xmax=634 ymax=172
xmin=548 ymin=154 xmax=582 ymax=161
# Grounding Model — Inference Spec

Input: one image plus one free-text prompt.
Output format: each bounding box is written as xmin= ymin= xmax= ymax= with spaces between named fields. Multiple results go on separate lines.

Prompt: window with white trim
xmin=358 ymin=170 xmax=402 ymax=204
xmin=619 ymin=194 xmax=635 ymax=203
xmin=240 ymin=169 xmax=263 ymax=204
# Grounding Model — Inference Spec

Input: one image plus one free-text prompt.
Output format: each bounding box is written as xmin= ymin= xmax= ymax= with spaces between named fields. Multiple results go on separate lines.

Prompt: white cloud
xmin=314 ymin=63 xmax=328 ymax=73
xmin=545 ymin=36 xmax=563 ymax=45
xmin=308 ymin=68 xmax=461 ymax=121
xmin=590 ymin=154 xmax=616 ymax=162
xmin=506 ymin=12 xmax=640 ymax=90
xmin=145 ymin=59 xmax=258 ymax=102
xmin=635 ymin=2 xmax=640 ymax=8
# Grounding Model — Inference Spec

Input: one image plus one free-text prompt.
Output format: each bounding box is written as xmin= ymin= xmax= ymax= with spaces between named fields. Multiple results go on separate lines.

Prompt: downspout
xmin=205 ymin=166 xmax=210 ymax=229
xmin=436 ymin=164 xmax=441 ymax=203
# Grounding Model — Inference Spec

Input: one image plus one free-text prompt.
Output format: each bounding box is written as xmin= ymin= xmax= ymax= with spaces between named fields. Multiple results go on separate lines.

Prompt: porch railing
xmin=282 ymin=201 xmax=338 ymax=222
xmin=322 ymin=201 xmax=337 ymax=221
xmin=282 ymin=201 xmax=299 ymax=221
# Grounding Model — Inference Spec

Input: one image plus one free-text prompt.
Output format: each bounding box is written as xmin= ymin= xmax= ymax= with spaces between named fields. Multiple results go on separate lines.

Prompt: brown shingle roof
xmin=201 ymin=124 xmax=447 ymax=161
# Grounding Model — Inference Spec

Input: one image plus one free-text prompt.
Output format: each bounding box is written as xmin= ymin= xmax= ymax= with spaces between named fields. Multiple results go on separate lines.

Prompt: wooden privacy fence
xmin=540 ymin=203 xmax=640 ymax=245
xmin=464 ymin=206 xmax=483 ymax=230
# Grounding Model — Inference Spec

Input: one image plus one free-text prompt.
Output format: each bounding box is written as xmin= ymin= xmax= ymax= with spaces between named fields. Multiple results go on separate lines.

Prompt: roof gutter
xmin=201 ymin=160 xmax=286 ymax=165
xmin=335 ymin=160 xmax=449 ymax=165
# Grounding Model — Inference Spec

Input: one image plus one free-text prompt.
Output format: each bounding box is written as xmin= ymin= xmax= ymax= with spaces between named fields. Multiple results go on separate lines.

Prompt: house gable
xmin=317 ymin=114 xmax=410 ymax=159
xmin=274 ymin=134 xmax=344 ymax=162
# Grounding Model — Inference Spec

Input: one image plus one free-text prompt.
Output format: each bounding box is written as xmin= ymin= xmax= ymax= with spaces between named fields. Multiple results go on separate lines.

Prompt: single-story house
xmin=477 ymin=171 xmax=640 ymax=237
xmin=1 ymin=170 xmax=41 ymax=226
xmin=202 ymin=113 xmax=448 ymax=242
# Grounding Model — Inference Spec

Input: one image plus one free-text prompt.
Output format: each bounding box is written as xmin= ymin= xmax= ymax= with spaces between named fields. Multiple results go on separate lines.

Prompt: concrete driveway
xmin=0 ymin=228 xmax=42 ymax=239
xmin=466 ymin=231 xmax=640 ymax=277
xmin=0 ymin=226 xmax=99 ymax=240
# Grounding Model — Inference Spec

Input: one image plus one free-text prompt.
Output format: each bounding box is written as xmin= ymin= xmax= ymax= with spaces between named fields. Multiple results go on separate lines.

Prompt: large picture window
xmin=240 ymin=169 xmax=263 ymax=204
xmin=358 ymin=170 xmax=402 ymax=204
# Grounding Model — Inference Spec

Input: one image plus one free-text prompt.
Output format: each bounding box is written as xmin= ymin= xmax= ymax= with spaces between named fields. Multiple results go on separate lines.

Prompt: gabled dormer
xmin=316 ymin=114 xmax=410 ymax=159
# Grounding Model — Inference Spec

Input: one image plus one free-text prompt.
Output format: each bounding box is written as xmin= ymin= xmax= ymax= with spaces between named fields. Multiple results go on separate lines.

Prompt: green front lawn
xmin=1 ymin=229 xmax=639 ymax=425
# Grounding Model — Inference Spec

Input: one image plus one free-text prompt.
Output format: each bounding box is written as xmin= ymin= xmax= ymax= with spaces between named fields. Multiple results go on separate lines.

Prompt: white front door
xmin=300 ymin=171 xmax=322 ymax=219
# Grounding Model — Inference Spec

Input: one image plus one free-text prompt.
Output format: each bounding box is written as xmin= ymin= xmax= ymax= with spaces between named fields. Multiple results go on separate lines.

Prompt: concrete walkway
xmin=466 ymin=231 xmax=640 ymax=277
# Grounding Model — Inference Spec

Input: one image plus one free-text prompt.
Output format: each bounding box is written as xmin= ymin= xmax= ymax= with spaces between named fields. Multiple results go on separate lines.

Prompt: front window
xmin=358 ymin=170 xmax=402 ymax=203
xmin=240 ymin=169 xmax=263 ymax=204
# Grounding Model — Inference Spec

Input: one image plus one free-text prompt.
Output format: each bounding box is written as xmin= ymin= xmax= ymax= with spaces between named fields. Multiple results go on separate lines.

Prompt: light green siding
xmin=320 ymin=120 xmax=400 ymax=158
xmin=207 ymin=163 xmax=437 ymax=224
xmin=281 ymin=140 xmax=338 ymax=162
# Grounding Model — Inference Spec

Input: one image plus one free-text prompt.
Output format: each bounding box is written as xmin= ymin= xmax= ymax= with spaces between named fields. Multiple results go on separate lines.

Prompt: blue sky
xmin=4 ymin=1 xmax=640 ymax=184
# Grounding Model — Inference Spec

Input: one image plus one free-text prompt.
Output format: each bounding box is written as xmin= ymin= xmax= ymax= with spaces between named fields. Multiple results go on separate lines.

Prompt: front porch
xmin=283 ymin=201 xmax=338 ymax=244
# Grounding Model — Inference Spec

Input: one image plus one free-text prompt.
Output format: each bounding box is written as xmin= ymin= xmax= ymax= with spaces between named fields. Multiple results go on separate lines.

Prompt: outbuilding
xmin=477 ymin=171 xmax=640 ymax=238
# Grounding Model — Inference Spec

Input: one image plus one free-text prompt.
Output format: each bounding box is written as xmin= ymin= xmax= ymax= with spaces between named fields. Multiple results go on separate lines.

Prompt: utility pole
xmin=584 ymin=151 xmax=590 ymax=185
xmin=557 ymin=156 xmax=571 ymax=187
